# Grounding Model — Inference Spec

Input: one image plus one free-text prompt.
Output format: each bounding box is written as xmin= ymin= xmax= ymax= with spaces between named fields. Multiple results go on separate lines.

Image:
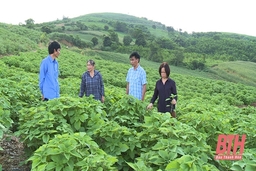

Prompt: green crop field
xmin=1 ymin=12 xmax=256 ymax=171
xmin=1 ymin=48 xmax=256 ymax=171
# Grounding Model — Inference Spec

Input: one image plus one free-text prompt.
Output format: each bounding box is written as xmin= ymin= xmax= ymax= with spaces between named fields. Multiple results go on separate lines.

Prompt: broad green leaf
xmin=74 ymin=121 xmax=81 ymax=130
xmin=165 ymin=160 xmax=179 ymax=170
xmin=64 ymin=165 xmax=74 ymax=171
xmin=119 ymin=143 xmax=129 ymax=152
xmin=51 ymin=155 xmax=63 ymax=164
xmin=46 ymin=148 xmax=61 ymax=155
xmin=96 ymin=167 xmax=103 ymax=171
xmin=230 ymin=165 xmax=243 ymax=171
xmin=158 ymin=150 xmax=169 ymax=159
xmin=45 ymin=162 xmax=56 ymax=170
xmin=30 ymin=157 xmax=42 ymax=169
xmin=37 ymin=164 xmax=47 ymax=171
xmin=245 ymin=164 xmax=256 ymax=171
xmin=42 ymin=134 xmax=50 ymax=143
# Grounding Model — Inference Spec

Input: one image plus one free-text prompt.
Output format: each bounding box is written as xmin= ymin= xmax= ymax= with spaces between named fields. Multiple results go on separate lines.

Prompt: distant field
xmin=81 ymin=50 xmax=225 ymax=81
xmin=79 ymin=50 xmax=256 ymax=87
xmin=209 ymin=61 xmax=256 ymax=87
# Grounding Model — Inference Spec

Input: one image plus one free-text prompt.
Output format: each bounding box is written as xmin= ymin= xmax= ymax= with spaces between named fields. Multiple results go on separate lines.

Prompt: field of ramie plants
xmin=0 ymin=48 xmax=256 ymax=171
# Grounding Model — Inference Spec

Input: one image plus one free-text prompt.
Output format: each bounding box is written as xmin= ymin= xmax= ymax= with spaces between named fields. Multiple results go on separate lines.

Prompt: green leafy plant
xmin=230 ymin=149 xmax=256 ymax=171
xmin=92 ymin=120 xmax=139 ymax=171
xmin=134 ymin=112 xmax=214 ymax=170
xmin=16 ymin=104 xmax=73 ymax=156
xmin=107 ymin=95 xmax=150 ymax=131
xmin=165 ymin=155 xmax=219 ymax=171
xmin=28 ymin=133 xmax=118 ymax=171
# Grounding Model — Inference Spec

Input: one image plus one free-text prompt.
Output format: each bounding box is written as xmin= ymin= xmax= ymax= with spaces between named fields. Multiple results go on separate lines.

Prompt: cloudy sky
xmin=1 ymin=0 xmax=255 ymax=36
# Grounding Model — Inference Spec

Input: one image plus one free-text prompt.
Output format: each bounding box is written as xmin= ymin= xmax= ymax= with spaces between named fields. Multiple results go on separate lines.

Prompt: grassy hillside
xmin=60 ymin=47 xmax=256 ymax=86
xmin=209 ymin=61 xmax=256 ymax=87
xmin=0 ymin=23 xmax=41 ymax=55
xmin=80 ymin=50 xmax=225 ymax=81
xmin=1 ymin=12 xmax=256 ymax=87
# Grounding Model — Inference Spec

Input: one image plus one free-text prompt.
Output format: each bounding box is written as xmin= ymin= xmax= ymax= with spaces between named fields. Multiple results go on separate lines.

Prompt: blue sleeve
xmin=39 ymin=61 xmax=47 ymax=94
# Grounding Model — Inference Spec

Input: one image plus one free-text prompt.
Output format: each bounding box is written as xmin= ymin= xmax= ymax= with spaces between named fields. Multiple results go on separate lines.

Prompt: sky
xmin=1 ymin=0 xmax=256 ymax=37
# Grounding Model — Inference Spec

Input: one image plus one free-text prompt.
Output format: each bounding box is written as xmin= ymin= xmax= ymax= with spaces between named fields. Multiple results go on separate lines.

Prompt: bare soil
xmin=0 ymin=135 xmax=31 ymax=171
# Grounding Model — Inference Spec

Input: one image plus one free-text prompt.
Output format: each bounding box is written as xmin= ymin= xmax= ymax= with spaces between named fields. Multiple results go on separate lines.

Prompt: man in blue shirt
xmin=39 ymin=41 xmax=61 ymax=101
xmin=126 ymin=52 xmax=147 ymax=100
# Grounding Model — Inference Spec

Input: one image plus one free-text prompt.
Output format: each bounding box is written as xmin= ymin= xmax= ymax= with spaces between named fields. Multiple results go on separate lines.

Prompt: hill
xmin=1 ymin=12 xmax=256 ymax=87
xmin=0 ymin=23 xmax=41 ymax=56
xmin=43 ymin=13 xmax=256 ymax=62
xmin=209 ymin=61 xmax=256 ymax=87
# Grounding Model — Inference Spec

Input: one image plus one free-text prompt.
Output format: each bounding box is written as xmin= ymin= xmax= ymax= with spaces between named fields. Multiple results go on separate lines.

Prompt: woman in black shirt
xmin=147 ymin=62 xmax=177 ymax=117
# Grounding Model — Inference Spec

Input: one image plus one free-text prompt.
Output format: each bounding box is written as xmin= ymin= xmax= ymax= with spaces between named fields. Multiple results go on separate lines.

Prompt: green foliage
xmin=46 ymin=96 xmax=107 ymax=134
xmin=233 ymin=107 xmax=256 ymax=148
xmin=103 ymin=36 xmax=112 ymax=47
xmin=16 ymin=96 xmax=107 ymax=156
xmin=108 ymin=30 xmax=119 ymax=43
xmin=208 ymin=61 xmax=256 ymax=87
xmin=230 ymin=149 xmax=256 ymax=171
xmin=135 ymin=34 xmax=147 ymax=46
xmin=0 ymin=23 xmax=42 ymax=43
xmin=0 ymin=45 xmax=256 ymax=171
xmin=16 ymin=103 xmax=73 ymax=155
xmin=25 ymin=18 xmax=35 ymax=29
xmin=123 ymin=35 xmax=133 ymax=46
xmin=91 ymin=37 xmax=98 ymax=46
xmin=0 ymin=122 xmax=8 ymax=151
xmin=148 ymin=42 xmax=164 ymax=62
xmin=0 ymin=26 xmax=39 ymax=55
xmin=135 ymin=113 xmax=214 ymax=170
xmin=187 ymin=59 xmax=206 ymax=70
xmin=28 ymin=133 xmax=118 ymax=171
xmin=49 ymin=32 xmax=88 ymax=48
xmin=91 ymin=121 xmax=138 ymax=171
xmin=107 ymin=96 xmax=149 ymax=130
xmin=165 ymin=155 xmax=219 ymax=171
xmin=178 ymin=108 xmax=233 ymax=150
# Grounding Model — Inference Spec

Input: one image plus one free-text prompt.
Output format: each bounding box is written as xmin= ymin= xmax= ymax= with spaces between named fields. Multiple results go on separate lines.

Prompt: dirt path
xmin=0 ymin=135 xmax=31 ymax=171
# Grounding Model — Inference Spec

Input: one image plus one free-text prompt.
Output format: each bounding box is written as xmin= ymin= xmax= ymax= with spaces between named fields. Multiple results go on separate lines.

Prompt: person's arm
xmin=147 ymin=82 xmax=158 ymax=109
xmin=126 ymin=70 xmax=130 ymax=94
xmin=79 ymin=74 xmax=86 ymax=97
xmin=141 ymin=84 xmax=146 ymax=101
xmin=141 ymin=69 xmax=147 ymax=101
xmin=39 ymin=61 xmax=46 ymax=100
xmin=99 ymin=73 xmax=105 ymax=103
xmin=171 ymin=81 xmax=178 ymax=104
xmin=126 ymin=82 xmax=129 ymax=94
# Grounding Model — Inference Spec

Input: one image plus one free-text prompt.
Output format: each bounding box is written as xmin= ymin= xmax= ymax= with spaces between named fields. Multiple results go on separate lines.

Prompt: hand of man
xmin=101 ymin=96 xmax=105 ymax=103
